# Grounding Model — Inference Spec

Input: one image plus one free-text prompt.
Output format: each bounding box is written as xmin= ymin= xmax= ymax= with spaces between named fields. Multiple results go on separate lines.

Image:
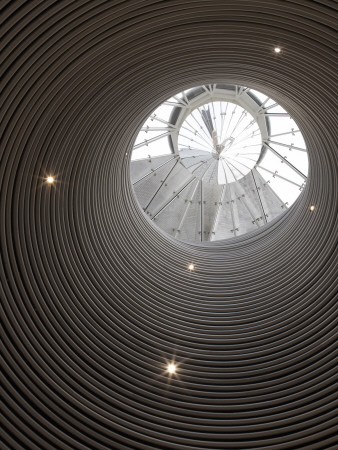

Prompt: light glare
xmin=188 ymin=264 xmax=195 ymax=271
xmin=274 ymin=47 xmax=281 ymax=53
xmin=46 ymin=176 xmax=54 ymax=184
xmin=310 ymin=205 xmax=315 ymax=211
xmin=167 ymin=363 xmax=176 ymax=374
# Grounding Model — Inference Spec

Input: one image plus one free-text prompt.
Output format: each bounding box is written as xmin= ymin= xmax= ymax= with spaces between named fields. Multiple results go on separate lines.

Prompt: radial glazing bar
xmin=144 ymin=160 xmax=179 ymax=210
xmin=133 ymin=131 xmax=173 ymax=149
xmin=174 ymin=180 xmax=200 ymax=238
xmin=151 ymin=176 xmax=195 ymax=220
xmin=133 ymin=156 xmax=178 ymax=185
xmin=251 ymin=170 xmax=267 ymax=224
xmin=267 ymin=140 xmax=306 ymax=152
xmin=264 ymin=142 xmax=307 ymax=179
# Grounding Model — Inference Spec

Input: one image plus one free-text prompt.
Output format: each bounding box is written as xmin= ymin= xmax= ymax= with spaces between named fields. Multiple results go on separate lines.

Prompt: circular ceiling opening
xmin=130 ymin=84 xmax=308 ymax=243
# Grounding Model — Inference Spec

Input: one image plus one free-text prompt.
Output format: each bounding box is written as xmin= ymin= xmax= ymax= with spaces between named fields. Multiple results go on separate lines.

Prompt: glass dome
xmin=131 ymin=84 xmax=308 ymax=242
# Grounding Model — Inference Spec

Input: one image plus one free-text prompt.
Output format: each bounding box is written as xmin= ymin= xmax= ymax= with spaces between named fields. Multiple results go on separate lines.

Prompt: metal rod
xmin=229 ymin=185 xmax=237 ymax=237
xmin=267 ymin=140 xmax=306 ymax=152
xmin=255 ymin=167 xmax=286 ymax=205
xmin=256 ymin=165 xmax=303 ymax=187
xmin=141 ymin=127 xmax=173 ymax=132
xmin=144 ymin=160 xmax=179 ymax=210
xmin=263 ymin=113 xmax=290 ymax=117
xmin=261 ymin=97 xmax=270 ymax=107
xmin=179 ymin=131 xmax=214 ymax=151
xmin=133 ymin=156 xmax=178 ymax=185
xmin=251 ymin=170 xmax=267 ymax=224
xmin=210 ymin=184 xmax=226 ymax=238
xmin=264 ymin=142 xmax=307 ymax=179
xmin=270 ymin=129 xmax=300 ymax=138
xmin=163 ymin=101 xmax=187 ymax=108
xmin=151 ymin=176 xmax=195 ymax=220
xmin=225 ymin=159 xmax=246 ymax=178
xmin=225 ymin=156 xmax=253 ymax=172
xmin=173 ymin=95 xmax=188 ymax=106
xmin=190 ymin=110 xmax=214 ymax=143
xmin=181 ymin=119 xmax=214 ymax=149
xmin=200 ymin=180 xmax=203 ymax=242
xmin=174 ymin=180 xmax=199 ymax=237
xmin=265 ymin=102 xmax=278 ymax=110
xmin=150 ymin=116 xmax=176 ymax=127
xmin=236 ymin=191 xmax=261 ymax=228
xmin=133 ymin=131 xmax=172 ymax=149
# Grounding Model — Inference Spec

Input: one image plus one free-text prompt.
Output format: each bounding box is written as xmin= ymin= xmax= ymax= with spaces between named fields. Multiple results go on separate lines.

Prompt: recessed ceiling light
xmin=188 ymin=264 xmax=195 ymax=271
xmin=310 ymin=205 xmax=315 ymax=211
xmin=46 ymin=176 xmax=55 ymax=184
xmin=167 ymin=363 xmax=176 ymax=374
xmin=274 ymin=47 xmax=282 ymax=53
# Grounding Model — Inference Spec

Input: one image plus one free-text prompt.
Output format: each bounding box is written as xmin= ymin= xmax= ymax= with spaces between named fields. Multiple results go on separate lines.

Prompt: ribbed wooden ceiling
xmin=2 ymin=1 xmax=337 ymax=449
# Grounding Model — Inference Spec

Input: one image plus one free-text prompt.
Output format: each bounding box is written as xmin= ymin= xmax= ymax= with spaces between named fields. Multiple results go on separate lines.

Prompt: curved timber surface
xmin=1 ymin=1 xmax=337 ymax=449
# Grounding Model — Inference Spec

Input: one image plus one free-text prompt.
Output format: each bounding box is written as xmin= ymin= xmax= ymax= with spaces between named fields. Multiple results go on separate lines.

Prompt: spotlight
xmin=274 ymin=47 xmax=281 ymax=53
xmin=188 ymin=264 xmax=195 ymax=271
xmin=310 ymin=205 xmax=315 ymax=211
xmin=167 ymin=363 xmax=176 ymax=374
xmin=46 ymin=176 xmax=55 ymax=184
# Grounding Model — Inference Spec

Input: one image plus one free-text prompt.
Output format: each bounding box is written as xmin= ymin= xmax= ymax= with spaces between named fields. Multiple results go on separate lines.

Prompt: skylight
xmin=130 ymin=84 xmax=308 ymax=242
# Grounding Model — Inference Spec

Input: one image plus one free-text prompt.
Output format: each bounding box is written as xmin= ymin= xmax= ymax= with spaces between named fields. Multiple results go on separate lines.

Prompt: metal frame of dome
xmin=131 ymin=84 xmax=308 ymax=242
xmin=170 ymin=84 xmax=269 ymax=183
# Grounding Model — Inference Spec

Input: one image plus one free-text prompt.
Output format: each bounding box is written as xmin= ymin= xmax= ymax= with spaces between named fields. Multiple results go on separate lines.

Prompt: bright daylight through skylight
xmin=130 ymin=84 xmax=308 ymax=243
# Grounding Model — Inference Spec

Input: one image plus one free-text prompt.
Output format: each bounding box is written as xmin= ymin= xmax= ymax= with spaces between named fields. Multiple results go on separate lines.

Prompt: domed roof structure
xmin=131 ymin=84 xmax=308 ymax=242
